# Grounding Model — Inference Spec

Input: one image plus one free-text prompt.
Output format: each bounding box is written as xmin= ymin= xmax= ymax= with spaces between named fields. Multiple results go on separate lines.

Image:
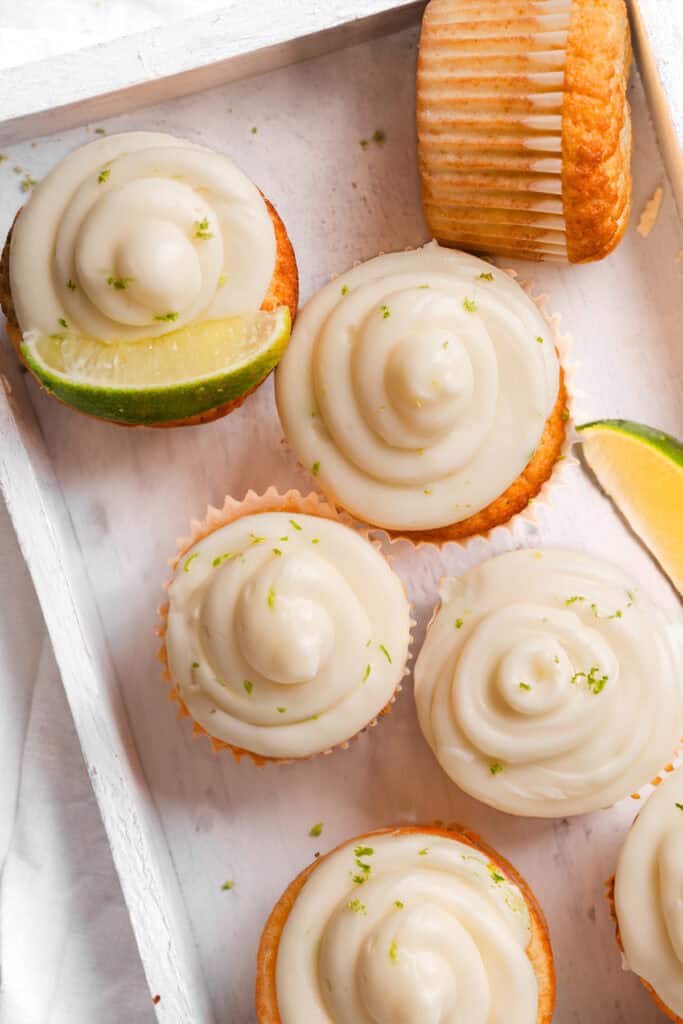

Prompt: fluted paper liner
xmin=157 ymin=488 xmax=415 ymax=766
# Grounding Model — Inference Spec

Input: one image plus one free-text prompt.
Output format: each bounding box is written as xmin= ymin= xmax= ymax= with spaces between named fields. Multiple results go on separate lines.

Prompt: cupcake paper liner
xmin=157 ymin=488 xmax=415 ymax=766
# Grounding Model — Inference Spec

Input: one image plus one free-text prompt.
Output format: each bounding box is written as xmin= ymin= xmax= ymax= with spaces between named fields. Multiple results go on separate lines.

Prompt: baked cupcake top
xmin=275 ymin=243 xmax=560 ymax=532
xmin=274 ymin=829 xmax=540 ymax=1023
xmin=10 ymin=130 xmax=276 ymax=342
xmin=615 ymin=767 xmax=683 ymax=1020
xmin=165 ymin=511 xmax=410 ymax=759
xmin=415 ymin=549 xmax=683 ymax=817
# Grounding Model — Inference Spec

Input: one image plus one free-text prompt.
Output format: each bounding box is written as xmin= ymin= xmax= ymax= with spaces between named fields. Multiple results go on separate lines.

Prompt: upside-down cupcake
xmin=256 ymin=825 xmax=555 ymax=1022
xmin=275 ymin=242 xmax=570 ymax=542
xmin=158 ymin=490 xmax=412 ymax=763
xmin=0 ymin=131 xmax=298 ymax=426
xmin=610 ymin=767 xmax=683 ymax=1023
xmin=414 ymin=548 xmax=683 ymax=817
xmin=417 ymin=0 xmax=632 ymax=262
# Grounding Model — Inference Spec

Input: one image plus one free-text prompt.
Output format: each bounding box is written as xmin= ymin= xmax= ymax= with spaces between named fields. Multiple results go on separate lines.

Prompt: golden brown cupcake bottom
xmin=256 ymin=825 xmax=556 ymax=1023
xmin=0 ymin=194 xmax=298 ymax=428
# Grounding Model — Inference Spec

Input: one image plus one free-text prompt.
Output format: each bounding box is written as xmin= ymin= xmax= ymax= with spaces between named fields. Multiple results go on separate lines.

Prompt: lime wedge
xmin=578 ymin=419 xmax=683 ymax=594
xmin=21 ymin=307 xmax=291 ymax=425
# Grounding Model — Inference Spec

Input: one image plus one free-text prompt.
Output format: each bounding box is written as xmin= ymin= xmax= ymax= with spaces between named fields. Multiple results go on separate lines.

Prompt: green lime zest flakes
xmin=477 ymin=271 xmax=494 ymax=281
xmin=250 ymin=533 xmax=265 ymax=545
xmin=191 ymin=661 xmax=200 ymax=669
xmin=454 ymin=618 xmax=464 ymax=630
xmin=359 ymin=138 xmax=369 ymax=150
xmin=373 ymin=129 xmax=386 ymax=145
xmin=276 ymin=706 xmax=287 ymax=714
xmin=311 ymin=538 xmax=320 ymax=544
xmin=66 ymin=279 xmax=77 ymax=291
xmin=49 ymin=333 xmax=66 ymax=341
xmin=416 ymin=447 xmax=424 ymax=455
xmin=354 ymin=845 xmax=374 ymax=858
xmin=379 ymin=644 xmax=392 ymax=664
xmin=97 ymin=166 xmax=111 ymax=184
xmin=394 ymin=900 xmax=404 ymax=909
xmin=536 ymin=335 xmax=544 ymax=344
xmin=676 ymin=803 xmax=683 ymax=812
xmin=423 ymin=488 xmax=432 ymax=495
xmin=221 ymin=881 xmax=234 ymax=891
xmin=519 ymin=682 xmax=531 ymax=691
xmin=418 ymin=848 xmax=428 ymax=856
xmin=351 ymin=873 xmax=367 ymax=885
xmin=153 ymin=311 xmax=179 ymax=322
xmin=565 ymin=595 xmax=585 ymax=606
xmin=307 ymin=714 xmax=319 ymax=721
xmin=362 ymin=664 xmax=371 ymax=683
xmin=418 ymin=284 xmax=430 ymax=289
xmin=217 ymin=273 xmax=227 ymax=288
xmin=20 ymin=175 xmax=38 ymax=192
xmin=389 ymin=940 xmax=399 ymax=963
xmin=380 ymin=304 xmax=391 ymax=319
xmin=267 ymin=586 xmax=276 ymax=610
xmin=348 ymin=898 xmax=366 ymax=914
xmin=94 ymin=127 xmax=106 ymax=135
xmin=212 ymin=552 xmax=233 ymax=567
xmin=0 ymin=154 xmax=6 ymax=163
xmin=366 ymin=638 xmax=372 ymax=647
xmin=312 ymin=460 xmax=321 ymax=476
xmin=193 ymin=217 xmax=214 ymax=240
xmin=463 ymin=297 xmax=477 ymax=312
xmin=243 ymin=679 xmax=253 ymax=694
xmin=554 ymin=655 xmax=560 ymax=665
xmin=341 ymin=285 xmax=349 ymax=295
xmin=489 ymin=761 xmax=504 ymax=776
xmin=107 ymin=275 xmax=134 ymax=291
xmin=272 ymin=547 xmax=282 ymax=557
xmin=280 ymin=536 xmax=289 ymax=542
xmin=570 ymin=665 xmax=608 ymax=694
xmin=289 ymin=519 xmax=302 ymax=531
xmin=58 ymin=317 xmax=69 ymax=329
xmin=309 ymin=822 xmax=323 ymax=838
xmin=561 ymin=409 xmax=570 ymax=421
xmin=251 ymin=126 xmax=258 ymax=135
xmin=487 ymin=863 xmax=505 ymax=884
xmin=183 ymin=552 xmax=199 ymax=573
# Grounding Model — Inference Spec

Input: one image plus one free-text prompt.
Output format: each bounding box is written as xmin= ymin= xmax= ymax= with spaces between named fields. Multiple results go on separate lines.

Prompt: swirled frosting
xmin=414 ymin=549 xmax=683 ymax=817
xmin=275 ymin=830 xmax=539 ymax=1024
xmin=615 ymin=767 xmax=683 ymax=1018
xmin=275 ymin=243 xmax=559 ymax=531
xmin=165 ymin=512 xmax=410 ymax=758
xmin=10 ymin=131 xmax=276 ymax=342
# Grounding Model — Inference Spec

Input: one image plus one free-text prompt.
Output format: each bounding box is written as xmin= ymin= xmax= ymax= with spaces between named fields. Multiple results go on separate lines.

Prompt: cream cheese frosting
xmin=275 ymin=830 xmax=539 ymax=1024
xmin=275 ymin=243 xmax=559 ymax=531
xmin=414 ymin=549 xmax=683 ymax=817
xmin=10 ymin=131 xmax=276 ymax=343
xmin=165 ymin=512 xmax=410 ymax=759
xmin=615 ymin=767 xmax=683 ymax=1018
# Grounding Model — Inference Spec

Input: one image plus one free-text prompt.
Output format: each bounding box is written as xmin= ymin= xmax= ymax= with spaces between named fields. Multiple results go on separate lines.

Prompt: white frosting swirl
xmin=615 ymin=767 xmax=683 ymax=1018
xmin=275 ymin=243 xmax=559 ymax=531
xmin=10 ymin=131 xmax=276 ymax=342
xmin=275 ymin=831 xmax=539 ymax=1024
xmin=165 ymin=512 xmax=410 ymax=759
xmin=414 ymin=549 xmax=683 ymax=817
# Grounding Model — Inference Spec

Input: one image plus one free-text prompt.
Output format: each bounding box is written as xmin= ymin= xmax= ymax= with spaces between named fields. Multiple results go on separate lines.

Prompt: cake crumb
xmin=637 ymin=185 xmax=663 ymax=237
xmin=152 ymin=994 xmax=161 ymax=1005
xmin=675 ymin=250 xmax=683 ymax=263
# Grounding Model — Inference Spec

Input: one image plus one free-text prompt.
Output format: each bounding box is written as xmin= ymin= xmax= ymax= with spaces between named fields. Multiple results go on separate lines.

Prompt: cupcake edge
xmin=157 ymin=487 xmax=414 ymax=766
xmin=255 ymin=824 xmax=555 ymax=1024
xmin=0 ymin=192 xmax=299 ymax=429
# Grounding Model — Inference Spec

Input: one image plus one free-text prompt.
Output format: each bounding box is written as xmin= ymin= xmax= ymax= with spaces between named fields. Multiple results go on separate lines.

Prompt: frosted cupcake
xmin=610 ymin=767 xmax=683 ymax=1023
xmin=414 ymin=549 xmax=683 ymax=816
xmin=417 ymin=0 xmax=632 ymax=262
xmin=275 ymin=243 xmax=568 ymax=542
xmin=256 ymin=825 xmax=555 ymax=1022
xmin=0 ymin=131 xmax=298 ymax=426
xmin=159 ymin=490 xmax=412 ymax=763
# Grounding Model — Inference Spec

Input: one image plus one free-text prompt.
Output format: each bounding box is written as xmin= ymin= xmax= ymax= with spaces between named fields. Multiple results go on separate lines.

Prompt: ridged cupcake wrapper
xmin=418 ymin=0 xmax=573 ymax=260
xmin=157 ymin=488 xmax=415 ymax=766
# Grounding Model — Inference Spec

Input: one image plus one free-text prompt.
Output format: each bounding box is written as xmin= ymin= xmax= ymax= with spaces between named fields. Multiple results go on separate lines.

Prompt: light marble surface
xmin=1 ymin=21 xmax=683 ymax=1024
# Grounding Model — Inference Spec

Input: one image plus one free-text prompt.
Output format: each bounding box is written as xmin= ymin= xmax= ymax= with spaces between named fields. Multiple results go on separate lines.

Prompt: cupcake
xmin=256 ymin=825 xmax=555 ymax=1022
xmin=610 ymin=767 xmax=683 ymax=1023
xmin=417 ymin=0 xmax=632 ymax=262
xmin=414 ymin=548 xmax=683 ymax=817
xmin=0 ymin=131 xmax=298 ymax=426
xmin=275 ymin=243 xmax=569 ymax=542
xmin=158 ymin=490 xmax=412 ymax=763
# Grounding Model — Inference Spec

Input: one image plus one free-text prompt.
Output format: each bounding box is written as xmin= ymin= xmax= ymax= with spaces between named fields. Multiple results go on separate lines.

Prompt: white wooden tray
xmin=1 ymin=4 xmax=682 ymax=1022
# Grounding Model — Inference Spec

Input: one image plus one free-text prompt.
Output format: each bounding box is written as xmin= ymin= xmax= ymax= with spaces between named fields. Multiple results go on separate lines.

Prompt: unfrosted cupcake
xmin=1 ymin=131 xmax=298 ymax=426
xmin=610 ymin=767 xmax=683 ymax=1023
xmin=275 ymin=243 xmax=569 ymax=542
xmin=414 ymin=549 xmax=683 ymax=816
xmin=158 ymin=490 xmax=411 ymax=763
xmin=417 ymin=0 xmax=632 ymax=262
xmin=256 ymin=825 xmax=555 ymax=1023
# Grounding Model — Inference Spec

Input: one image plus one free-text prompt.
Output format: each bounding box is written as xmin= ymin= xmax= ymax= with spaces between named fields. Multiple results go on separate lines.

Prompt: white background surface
xmin=1 ymin=10 xmax=683 ymax=1024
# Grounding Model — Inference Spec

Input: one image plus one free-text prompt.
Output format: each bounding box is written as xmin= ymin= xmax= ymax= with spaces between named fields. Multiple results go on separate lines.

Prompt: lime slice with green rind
xmin=20 ymin=307 xmax=291 ymax=425
xmin=578 ymin=418 xmax=683 ymax=595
